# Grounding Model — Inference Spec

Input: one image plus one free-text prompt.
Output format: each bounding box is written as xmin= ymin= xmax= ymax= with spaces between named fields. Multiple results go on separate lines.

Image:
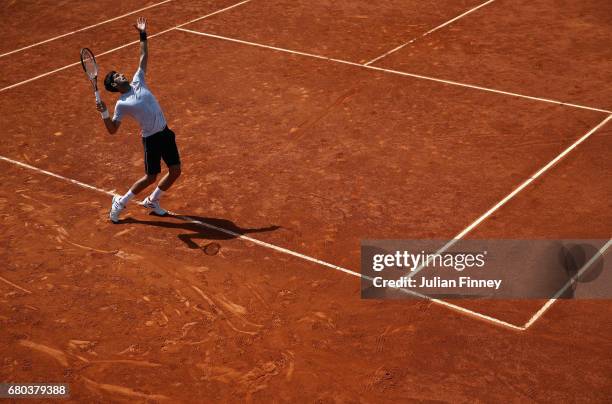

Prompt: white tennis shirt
xmin=113 ymin=68 xmax=167 ymax=137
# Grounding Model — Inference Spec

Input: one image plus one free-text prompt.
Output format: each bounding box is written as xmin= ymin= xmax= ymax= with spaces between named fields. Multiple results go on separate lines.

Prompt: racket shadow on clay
xmin=120 ymin=214 xmax=280 ymax=254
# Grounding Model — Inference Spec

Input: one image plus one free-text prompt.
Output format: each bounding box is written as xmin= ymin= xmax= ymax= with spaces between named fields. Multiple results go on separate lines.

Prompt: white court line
xmin=0 ymin=0 xmax=253 ymax=94
xmin=365 ymin=0 xmax=496 ymax=66
xmin=0 ymin=154 xmax=524 ymax=331
xmin=0 ymin=157 xmax=115 ymax=196
xmin=2 ymin=11 xmax=610 ymax=115
xmin=1 ymin=4 xmax=609 ymax=330
xmin=452 ymin=114 xmax=612 ymax=241
xmin=175 ymin=28 xmax=612 ymax=115
xmin=4 ymin=110 xmax=610 ymax=333
xmin=405 ymin=114 xmax=612 ymax=280
xmin=364 ymin=65 xmax=612 ymax=114
xmin=176 ymin=27 xmax=354 ymax=62
xmin=172 ymin=0 xmax=253 ymax=28
xmin=522 ymin=239 xmax=612 ymax=329
xmin=0 ymin=0 xmax=172 ymax=58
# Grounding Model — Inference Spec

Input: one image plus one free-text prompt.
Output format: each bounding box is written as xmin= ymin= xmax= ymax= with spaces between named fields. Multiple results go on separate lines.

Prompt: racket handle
xmin=94 ymin=90 xmax=101 ymax=103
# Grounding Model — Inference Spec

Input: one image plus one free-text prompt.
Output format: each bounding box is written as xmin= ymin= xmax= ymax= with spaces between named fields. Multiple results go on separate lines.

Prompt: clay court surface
xmin=1 ymin=0 xmax=611 ymax=401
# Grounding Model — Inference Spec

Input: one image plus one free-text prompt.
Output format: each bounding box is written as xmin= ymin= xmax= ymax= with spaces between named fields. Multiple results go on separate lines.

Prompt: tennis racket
xmin=80 ymin=47 xmax=101 ymax=103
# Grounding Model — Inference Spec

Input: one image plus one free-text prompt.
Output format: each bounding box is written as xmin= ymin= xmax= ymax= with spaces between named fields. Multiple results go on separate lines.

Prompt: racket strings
xmin=80 ymin=50 xmax=98 ymax=78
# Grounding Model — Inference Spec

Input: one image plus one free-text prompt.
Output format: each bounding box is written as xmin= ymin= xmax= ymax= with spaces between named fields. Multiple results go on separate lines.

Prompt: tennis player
xmin=96 ymin=17 xmax=181 ymax=223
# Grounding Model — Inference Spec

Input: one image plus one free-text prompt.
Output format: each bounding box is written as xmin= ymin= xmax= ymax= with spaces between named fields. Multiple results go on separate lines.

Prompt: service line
xmin=176 ymin=28 xmax=612 ymax=114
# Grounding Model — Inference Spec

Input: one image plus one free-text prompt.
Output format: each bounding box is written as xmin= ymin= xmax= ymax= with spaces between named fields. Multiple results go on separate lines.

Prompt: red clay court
xmin=0 ymin=0 xmax=611 ymax=402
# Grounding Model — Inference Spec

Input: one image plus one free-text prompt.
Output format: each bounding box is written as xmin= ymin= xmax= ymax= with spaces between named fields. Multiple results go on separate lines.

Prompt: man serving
xmin=96 ymin=17 xmax=182 ymax=223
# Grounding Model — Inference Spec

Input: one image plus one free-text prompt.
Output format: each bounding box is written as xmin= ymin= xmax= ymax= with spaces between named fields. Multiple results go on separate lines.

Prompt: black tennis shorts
xmin=142 ymin=126 xmax=181 ymax=175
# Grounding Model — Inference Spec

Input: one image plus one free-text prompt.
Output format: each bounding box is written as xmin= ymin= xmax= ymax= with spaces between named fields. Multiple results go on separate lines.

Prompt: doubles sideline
xmin=523 ymin=239 xmax=611 ymax=329
xmin=0 ymin=0 xmax=253 ymax=94
xmin=0 ymin=0 xmax=172 ymax=58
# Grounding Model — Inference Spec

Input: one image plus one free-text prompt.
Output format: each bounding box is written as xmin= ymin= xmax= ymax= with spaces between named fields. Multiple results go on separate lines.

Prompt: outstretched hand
xmin=133 ymin=17 xmax=147 ymax=33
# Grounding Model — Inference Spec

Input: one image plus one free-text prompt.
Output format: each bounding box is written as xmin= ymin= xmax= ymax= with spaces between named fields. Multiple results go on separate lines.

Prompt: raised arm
xmin=96 ymin=100 xmax=121 ymax=134
xmin=134 ymin=17 xmax=148 ymax=72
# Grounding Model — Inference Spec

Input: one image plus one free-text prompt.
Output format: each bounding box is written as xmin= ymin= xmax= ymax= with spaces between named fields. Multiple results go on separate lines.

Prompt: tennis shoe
xmin=109 ymin=195 xmax=125 ymax=223
xmin=141 ymin=196 xmax=167 ymax=216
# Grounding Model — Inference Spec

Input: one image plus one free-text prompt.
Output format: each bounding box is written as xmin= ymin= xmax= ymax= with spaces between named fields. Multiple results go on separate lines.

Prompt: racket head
xmin=80 ymin=47 xmax=99 ymax=80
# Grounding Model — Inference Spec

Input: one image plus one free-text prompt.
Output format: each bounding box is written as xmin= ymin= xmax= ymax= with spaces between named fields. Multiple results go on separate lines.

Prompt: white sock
xmin=119 ymin=190 xmax=135 ymax=206
xmin=149 ymin=187 xmax=164 ymax=201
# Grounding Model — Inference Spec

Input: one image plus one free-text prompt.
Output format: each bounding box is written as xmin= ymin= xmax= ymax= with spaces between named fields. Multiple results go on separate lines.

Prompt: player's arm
xmin=96 ymin=100 xmax=121 ymax=134
xmin=134 ymin=17 xmax=148 ymax=72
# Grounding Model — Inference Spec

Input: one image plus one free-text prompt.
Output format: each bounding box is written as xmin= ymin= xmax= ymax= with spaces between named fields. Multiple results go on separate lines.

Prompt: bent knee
xmin=169 ymin=165 xmax=182 ymax=177
xmin=145 ymin=174 xmax=158 ymax=184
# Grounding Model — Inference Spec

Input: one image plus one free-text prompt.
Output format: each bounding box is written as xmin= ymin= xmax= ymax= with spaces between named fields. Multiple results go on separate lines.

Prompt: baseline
xmin=0 ymin=154 xmax=525 ymax=331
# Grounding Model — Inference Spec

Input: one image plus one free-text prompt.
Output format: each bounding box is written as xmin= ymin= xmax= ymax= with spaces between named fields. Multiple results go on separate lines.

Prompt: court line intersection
xmin=364 ymin=0 xmax=497 ymax=66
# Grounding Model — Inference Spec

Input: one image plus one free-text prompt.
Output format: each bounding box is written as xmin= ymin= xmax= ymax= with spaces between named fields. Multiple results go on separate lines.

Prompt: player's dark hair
xmin=104 ymin=71 xmax=118 ymax=92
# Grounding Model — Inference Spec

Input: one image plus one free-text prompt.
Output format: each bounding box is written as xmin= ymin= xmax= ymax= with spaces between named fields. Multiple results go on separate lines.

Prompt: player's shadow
xmin=120 ymin=214 xmax=280 ymax=250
